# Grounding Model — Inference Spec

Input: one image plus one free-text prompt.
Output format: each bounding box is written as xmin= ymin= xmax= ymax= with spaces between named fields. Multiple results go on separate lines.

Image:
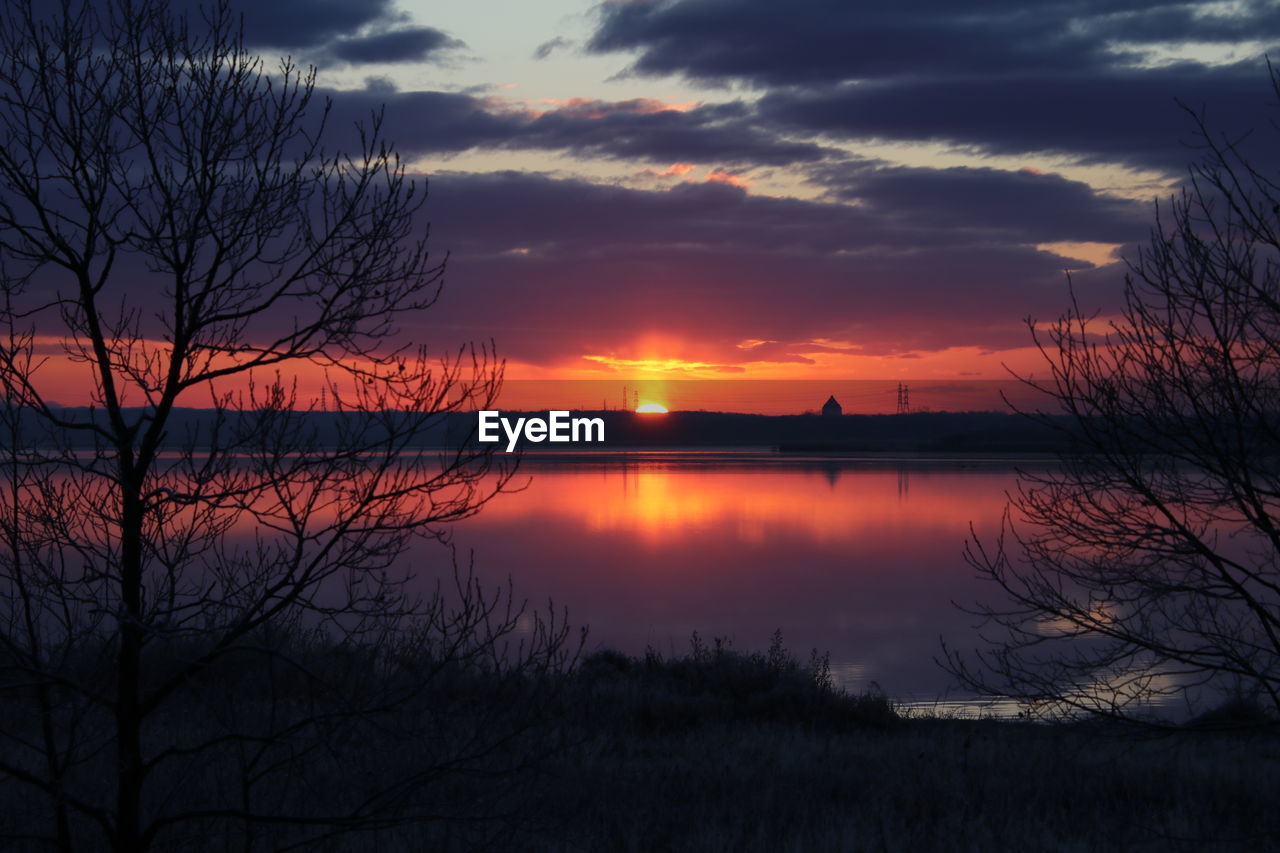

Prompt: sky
xmin=145 ymin=1 xmax=1280 ymax=402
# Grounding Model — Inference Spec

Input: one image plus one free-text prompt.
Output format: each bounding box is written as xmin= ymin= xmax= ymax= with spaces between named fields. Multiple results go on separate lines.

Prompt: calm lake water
xmin=446 ymin=451 xmax=1038 ymax=712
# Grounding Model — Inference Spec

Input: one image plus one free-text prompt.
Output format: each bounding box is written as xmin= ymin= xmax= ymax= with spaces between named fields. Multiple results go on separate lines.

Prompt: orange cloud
xmin=706 ymin=170 xmax=751 ymax=188
xmin=637 ymin=162 xmax=700 ymax=181
xmin=583 ymin=354 xmax=747 ymax=375
xmin=506 ymin=344 xmax=1053 ymax=385
xmin=477 ymin=95 xmax=537 ymax=119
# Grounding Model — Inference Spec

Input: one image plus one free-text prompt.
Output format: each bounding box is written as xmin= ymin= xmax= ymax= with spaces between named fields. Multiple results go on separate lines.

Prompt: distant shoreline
xmin=10 ymin=408 xmax=1077 ymax=455
xmin=506 ymin=447 xmax=1062 ymax=465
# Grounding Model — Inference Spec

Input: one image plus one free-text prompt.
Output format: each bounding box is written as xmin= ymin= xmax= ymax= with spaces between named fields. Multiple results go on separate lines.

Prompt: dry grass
xmin=516 ymin=638 xmax=1280 ymax=853
xmin=1 ymin=632 xmax=1277 ymax=851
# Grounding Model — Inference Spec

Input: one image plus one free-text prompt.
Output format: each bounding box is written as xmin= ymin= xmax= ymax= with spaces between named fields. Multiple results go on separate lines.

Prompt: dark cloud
xmin=426 ymin=167 xmax=1144 ymax=256
xmin=324 ymin=86 xmax=837 ymax=166
xmin=326 ymin=89 xmax=518 ymax=153
xmin=512 ymin=99 xmax=834 ymax=166
xmin=533 ymin=37 xmax=574 ymax=60
xmin=408 ymin=170 xmax=1136 ymax=366
xmin=169 ymin=0 xmax=464 ymax=66
xmin=169 ymin=0 xmax=395 ymax=49
xmin=1099 ymin=1 xmax=1280 ymax=43
xmin=326 ymin=27 xmax=465 ymax=65
xmin=587 ymin=0 xmax=1280 ymax=173
xmin=809 ymin=162 xmax=1150 ymax=245
xmin=588 ymin=0 xmax=1280 ymax=86
xmin=761 ymin=62 xmax=1276 ymax=173
xmin=170 ymin=0 xmax=1278 ymax=175
xmin=589 ymin=0 xmax=1136 ymax=85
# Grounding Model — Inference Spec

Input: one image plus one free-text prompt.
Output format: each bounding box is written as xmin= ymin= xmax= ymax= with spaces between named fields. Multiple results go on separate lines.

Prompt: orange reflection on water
xmin=449 ymin=457 xmax=1027 ymax=703
xmin=482 ymin=461 xmax=1012 ymax=548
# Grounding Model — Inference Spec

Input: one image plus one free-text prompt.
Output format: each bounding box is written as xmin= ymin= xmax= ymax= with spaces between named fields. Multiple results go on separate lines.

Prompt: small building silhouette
xmin=821 ymin=395 xmax=842 ymax=418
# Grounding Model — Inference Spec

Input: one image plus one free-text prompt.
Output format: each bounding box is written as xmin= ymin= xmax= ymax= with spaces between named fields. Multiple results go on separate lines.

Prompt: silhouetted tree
xmin=0 ymin=1 xmax=574 ymax=850
xmin=947 ymin=68 xmax=1280 ymax=722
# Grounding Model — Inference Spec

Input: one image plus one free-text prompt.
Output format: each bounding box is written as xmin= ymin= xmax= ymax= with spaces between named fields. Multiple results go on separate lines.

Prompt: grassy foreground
xmin=2 ymin=630 xmax=1276 ymax=851
xmin=510 ymin=635 xmax=1280 ymax=853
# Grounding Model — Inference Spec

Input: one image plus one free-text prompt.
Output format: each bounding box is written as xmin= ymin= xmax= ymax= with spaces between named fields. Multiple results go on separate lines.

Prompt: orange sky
xmin=28 ymin=338 xmax=1051 ymax=414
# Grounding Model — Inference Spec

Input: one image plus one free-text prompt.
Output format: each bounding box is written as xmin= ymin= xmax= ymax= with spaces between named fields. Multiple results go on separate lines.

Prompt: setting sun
xmin=635 ymin=402 xmax=669 ymax=414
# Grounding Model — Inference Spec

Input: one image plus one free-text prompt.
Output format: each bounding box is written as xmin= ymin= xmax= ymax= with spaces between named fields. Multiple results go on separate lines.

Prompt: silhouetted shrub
xmin=575 ymin=631 xmax=897 ymax=732
xmin=1188 ymin=696 xmax=1277 ymax=730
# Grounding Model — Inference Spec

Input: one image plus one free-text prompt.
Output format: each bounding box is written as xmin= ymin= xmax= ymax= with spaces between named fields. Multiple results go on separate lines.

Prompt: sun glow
xmin=635 ymin=402 xmax=669 ymax=414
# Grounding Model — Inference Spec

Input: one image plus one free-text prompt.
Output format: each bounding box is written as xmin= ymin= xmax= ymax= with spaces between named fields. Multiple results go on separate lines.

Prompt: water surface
xmin=447 ymin=452 xmax=1037 ymax=710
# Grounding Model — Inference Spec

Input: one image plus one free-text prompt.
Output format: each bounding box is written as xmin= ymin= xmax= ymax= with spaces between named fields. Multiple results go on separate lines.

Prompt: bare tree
xmin=946 ymin=68 xmax=1280 ymax=723
xmin=0 ymin=1 xmax=574 ymax=850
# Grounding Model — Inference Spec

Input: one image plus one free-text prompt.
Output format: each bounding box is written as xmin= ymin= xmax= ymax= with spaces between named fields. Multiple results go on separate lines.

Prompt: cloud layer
xmin=411 ymin=169 xmax=1148 ymax=369
xmin=170 ymin=0 xmax=465 ymax=65
xmin=149 ymin=1 xmax=1280 ymax=375
xmin=590 ymin=0 xmax=1280 ymax=172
